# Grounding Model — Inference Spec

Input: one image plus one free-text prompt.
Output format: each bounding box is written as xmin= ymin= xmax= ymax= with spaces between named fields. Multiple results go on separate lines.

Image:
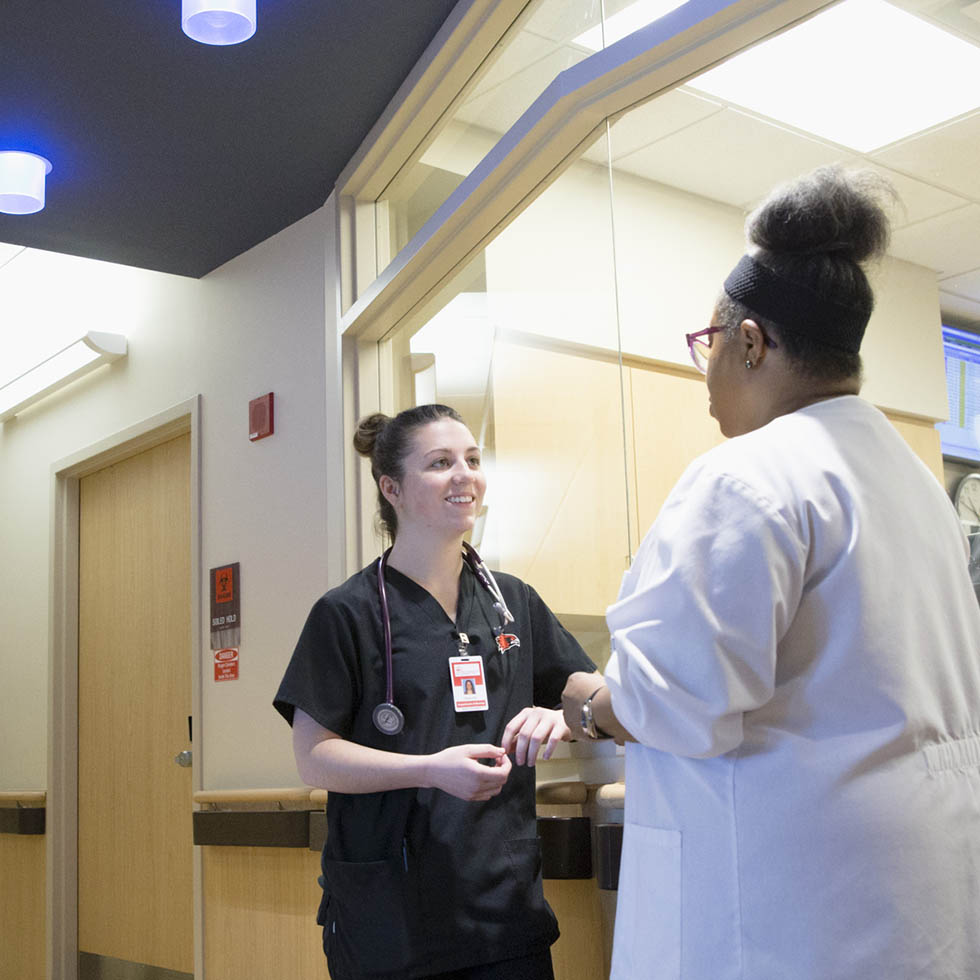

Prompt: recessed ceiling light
xmin=685 ymin=0 xmax=980 ymax=152
xmin=0 ymin=151 xmax=52 ymax=215
xmin=182 ymin=0 xmax=256 ymax=46
xmin=573 ymin=0 xmax=688 ymax=50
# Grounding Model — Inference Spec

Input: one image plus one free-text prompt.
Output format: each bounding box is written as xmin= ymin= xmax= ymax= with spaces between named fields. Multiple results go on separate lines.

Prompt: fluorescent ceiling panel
xmin=686 ymin=0 xmax=980 ymax=152
xmin=574 ymin=0 xmax=688 ymax=50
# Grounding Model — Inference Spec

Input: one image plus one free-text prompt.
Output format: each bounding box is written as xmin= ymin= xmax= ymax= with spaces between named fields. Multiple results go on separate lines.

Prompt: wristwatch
xmin=581 ymin=687 xmax=612 ymax=740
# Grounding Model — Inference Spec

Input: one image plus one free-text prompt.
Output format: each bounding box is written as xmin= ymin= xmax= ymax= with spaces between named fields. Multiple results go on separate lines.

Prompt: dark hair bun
xmin=353 ymin=412 xmax=390 ymax=459
xmin=746 ymin=165 xmax=894 ymax=265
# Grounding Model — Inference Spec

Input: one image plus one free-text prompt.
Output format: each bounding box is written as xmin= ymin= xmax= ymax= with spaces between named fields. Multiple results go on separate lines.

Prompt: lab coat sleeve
xmin=606 ymin=464 xmax=805 ymax=757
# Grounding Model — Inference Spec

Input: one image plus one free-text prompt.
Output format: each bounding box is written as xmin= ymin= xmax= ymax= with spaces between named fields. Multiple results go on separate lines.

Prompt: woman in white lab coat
xmin=563 ymin=166 xmax=980 ymax=980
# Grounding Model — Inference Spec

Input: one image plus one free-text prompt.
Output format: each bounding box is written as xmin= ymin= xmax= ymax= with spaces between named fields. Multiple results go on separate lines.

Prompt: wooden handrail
xmin=193 ymin=788 xmax=317 ymax=808
xmin=189 ymin=780 xmax=620 ymax=810
xmin=595 ymin=783 xmax=625 ymax=808
xmin=0 ymin=792 xmax=46 ymax=807
xmin=535 ymin=781 xmax=588 ymax=805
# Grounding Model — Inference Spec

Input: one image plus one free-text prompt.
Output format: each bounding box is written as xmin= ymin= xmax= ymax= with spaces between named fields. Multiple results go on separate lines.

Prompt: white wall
xmin=0 ymin=199 xmax=342 ymax=792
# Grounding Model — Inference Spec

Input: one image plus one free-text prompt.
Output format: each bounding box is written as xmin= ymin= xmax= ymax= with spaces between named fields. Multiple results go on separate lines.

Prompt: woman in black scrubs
xmin=274 ymin=404 xmax=597 ymax=980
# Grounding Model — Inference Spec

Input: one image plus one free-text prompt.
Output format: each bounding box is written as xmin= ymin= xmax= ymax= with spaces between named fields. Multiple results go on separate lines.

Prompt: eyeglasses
xmin=685 ymin=324 xmax=778 ymax=374
xmin=685 ymin=325 xmax=725 ymax=374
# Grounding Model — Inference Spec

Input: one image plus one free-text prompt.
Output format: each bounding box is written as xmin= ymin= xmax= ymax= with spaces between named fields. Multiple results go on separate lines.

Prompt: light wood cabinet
xmin=490 ymin=340 xmax=723 ymax=617
xmin=490 ymin=340 xmax=637 ymax=617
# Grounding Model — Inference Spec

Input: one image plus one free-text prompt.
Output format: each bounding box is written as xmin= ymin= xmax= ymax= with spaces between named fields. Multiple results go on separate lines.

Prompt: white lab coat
xmin=606 ymin=396 xmax=980 ymax=980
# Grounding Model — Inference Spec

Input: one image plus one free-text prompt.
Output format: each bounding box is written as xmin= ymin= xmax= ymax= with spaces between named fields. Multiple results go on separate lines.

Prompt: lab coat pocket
xmin=610 ymin=824 xmax=681 ymax=980
xmin=322 ymin=852 xmax=417 ymax=975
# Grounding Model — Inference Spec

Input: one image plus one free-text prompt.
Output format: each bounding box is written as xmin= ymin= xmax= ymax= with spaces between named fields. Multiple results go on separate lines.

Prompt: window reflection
xmin=381 ymin=130 xmax=631 ymax=650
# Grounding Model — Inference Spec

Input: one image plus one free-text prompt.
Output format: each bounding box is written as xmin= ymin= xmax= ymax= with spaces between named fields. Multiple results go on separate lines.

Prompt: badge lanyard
xmin=372 ymin=543 xmax=515 ymax=735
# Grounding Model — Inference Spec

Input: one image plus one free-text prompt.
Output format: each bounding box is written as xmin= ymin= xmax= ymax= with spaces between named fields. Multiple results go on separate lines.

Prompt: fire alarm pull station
xmin=249 ymin=392 xmax=274 ymax=441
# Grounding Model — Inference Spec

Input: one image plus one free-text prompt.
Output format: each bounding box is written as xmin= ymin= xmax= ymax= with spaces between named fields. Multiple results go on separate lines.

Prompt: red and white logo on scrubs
xmin=496 ymin=633 xmax=520 ymax=653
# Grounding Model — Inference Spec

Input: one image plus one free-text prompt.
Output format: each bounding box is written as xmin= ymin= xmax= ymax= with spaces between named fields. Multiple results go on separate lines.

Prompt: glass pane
xmin=376 ymin=0 xmax=623 ymax=274
xmin=378 ymin=128 xmax=629 ymax=651
xmin=604 ymin=0 xmax=980 ymax=523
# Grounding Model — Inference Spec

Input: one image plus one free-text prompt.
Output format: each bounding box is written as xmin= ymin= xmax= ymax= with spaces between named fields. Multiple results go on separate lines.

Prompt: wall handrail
xmin=0 ymin=791 xmax=46 ymax=807
xmin=193 ymin=788 xmax=318 ymax=810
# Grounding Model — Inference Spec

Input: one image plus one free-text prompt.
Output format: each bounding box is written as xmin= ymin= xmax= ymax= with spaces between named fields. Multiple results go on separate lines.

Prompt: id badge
xmin=449 ymin=656 xmax=488 ymax=712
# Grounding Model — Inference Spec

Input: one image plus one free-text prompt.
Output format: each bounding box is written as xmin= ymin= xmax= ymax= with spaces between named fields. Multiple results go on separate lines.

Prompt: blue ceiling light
xmin=182 ymin=0 xmax=256 ymax=45
xmin=0 ymin=151 xmax=53 ymax=215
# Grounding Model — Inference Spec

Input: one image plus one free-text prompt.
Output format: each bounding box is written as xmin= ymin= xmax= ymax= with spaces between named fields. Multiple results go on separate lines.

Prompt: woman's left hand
xmin=500 ymin=707 xmax=571 ymax=766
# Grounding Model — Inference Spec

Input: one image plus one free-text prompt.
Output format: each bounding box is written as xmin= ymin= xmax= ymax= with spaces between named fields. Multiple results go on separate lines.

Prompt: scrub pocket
xmin=610 ymin=824 xmax=681 ymax=980
xmin=502 ymin=838 xmax=556 ymax=937
xmin=505 ymin=838 xmax=544 ymax=881
xmin=322 ymin=853 xmax=418 ymax=975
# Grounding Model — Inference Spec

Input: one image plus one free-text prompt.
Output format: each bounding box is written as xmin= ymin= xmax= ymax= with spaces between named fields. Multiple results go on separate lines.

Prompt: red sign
xmin=214 ymin=647 xmax=239 ymax=682
xmin=214 ymin=566 xmax=235 ymax=603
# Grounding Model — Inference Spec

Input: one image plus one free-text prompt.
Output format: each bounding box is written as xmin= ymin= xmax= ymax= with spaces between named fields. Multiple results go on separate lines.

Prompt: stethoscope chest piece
xmin=372 ymin=701 xmax=404 ymax=736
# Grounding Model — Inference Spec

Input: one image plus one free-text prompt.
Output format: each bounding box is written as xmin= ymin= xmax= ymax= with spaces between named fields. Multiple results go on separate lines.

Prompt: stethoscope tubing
xmin=377 ymin=548 xmax=396 ymax=706
xmin=374 ymin=542 xmax=514 ymax=734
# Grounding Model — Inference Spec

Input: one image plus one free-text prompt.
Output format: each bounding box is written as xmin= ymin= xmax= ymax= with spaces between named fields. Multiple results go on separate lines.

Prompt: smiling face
xmin=381 ymin=417 xmax=486 ymax=540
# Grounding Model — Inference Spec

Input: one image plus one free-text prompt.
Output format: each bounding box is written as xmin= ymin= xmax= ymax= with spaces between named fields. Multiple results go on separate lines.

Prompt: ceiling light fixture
xmin=0 ymin=332 xmax=128 ymax=423
xmin=685 ymin=0 xmax=980 ymax=152
xmin=182 ymin=0 xmax=256 ymax=46
xmin=0 ymin=151 xmax=53 ymax=215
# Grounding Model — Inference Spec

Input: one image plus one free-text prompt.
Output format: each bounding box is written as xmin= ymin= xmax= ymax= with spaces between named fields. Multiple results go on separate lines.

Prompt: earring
xmin=745 ymin=359 xmax=753 ymax=369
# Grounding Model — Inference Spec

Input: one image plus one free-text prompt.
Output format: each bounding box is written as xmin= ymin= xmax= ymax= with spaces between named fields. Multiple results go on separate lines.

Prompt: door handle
xmin=174 ymin=750 xmax=193 ymax=768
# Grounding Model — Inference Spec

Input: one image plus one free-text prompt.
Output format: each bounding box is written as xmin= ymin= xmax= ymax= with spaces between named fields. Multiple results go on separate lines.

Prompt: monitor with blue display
xmin=937 ymin=325 xmax=980 ymax=463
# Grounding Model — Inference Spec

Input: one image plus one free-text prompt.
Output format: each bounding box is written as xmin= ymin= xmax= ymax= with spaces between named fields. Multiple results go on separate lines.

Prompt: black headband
xmin=723 ymin=254 xmax=870 ymax=354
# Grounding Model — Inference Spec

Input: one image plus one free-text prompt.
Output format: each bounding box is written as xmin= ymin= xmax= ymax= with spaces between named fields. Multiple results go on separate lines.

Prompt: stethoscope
xmin=372 ymin=541 xmax=515 ymax=735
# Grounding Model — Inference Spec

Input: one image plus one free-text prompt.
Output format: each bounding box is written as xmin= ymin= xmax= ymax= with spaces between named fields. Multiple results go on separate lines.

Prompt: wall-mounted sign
xmin=214 ymin=647 xmax=240 ymax=682
xmin=210 ymin=562 xmax=241 ymax=653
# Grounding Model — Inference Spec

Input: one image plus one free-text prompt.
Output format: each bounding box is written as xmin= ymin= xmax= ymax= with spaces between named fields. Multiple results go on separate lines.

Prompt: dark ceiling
xmin=0 ymin=0 xmax=460 ymax=278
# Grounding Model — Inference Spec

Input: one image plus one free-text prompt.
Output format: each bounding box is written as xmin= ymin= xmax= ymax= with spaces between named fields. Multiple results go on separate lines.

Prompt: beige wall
xmin=0 ymin=197 xmax=342 ymax=794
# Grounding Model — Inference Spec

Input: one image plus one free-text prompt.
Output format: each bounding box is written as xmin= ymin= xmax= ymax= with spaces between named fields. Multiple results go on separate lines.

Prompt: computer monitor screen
xmin=936 ymin=325 xmax=980 ymax=463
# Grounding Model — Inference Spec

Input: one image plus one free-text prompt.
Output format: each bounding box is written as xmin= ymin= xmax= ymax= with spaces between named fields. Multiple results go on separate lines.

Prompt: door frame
xmin=48 ymin=396 xmax=203 ymax=980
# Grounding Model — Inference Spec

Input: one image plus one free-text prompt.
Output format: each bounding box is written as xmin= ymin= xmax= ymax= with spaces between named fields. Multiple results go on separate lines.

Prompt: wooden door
xmin=78 ymin=433 xmax=193 ymax=978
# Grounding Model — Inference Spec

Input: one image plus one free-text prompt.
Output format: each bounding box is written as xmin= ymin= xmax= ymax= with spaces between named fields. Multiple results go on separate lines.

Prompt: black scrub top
xmin=274 ymin=560 xmax=596 ymax=980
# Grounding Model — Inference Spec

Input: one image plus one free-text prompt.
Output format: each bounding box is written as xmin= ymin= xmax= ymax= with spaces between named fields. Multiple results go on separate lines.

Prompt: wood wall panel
xmin=491 ymin=341 xmax=636 ymax=616
xmin=0 ymin=833 xmax=45 ymax=980
xmin=202 ymin=846 xmax=329 ymax=980
xmin=545 ymin=877 xmax=607 ymax=980
xmin=885 ymin=412 xmax=945 ymax=483
xmin=629 ymin=366 xmax=725 ymax=539
xmin=201 ymin=845 xmax=606 ymax=980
